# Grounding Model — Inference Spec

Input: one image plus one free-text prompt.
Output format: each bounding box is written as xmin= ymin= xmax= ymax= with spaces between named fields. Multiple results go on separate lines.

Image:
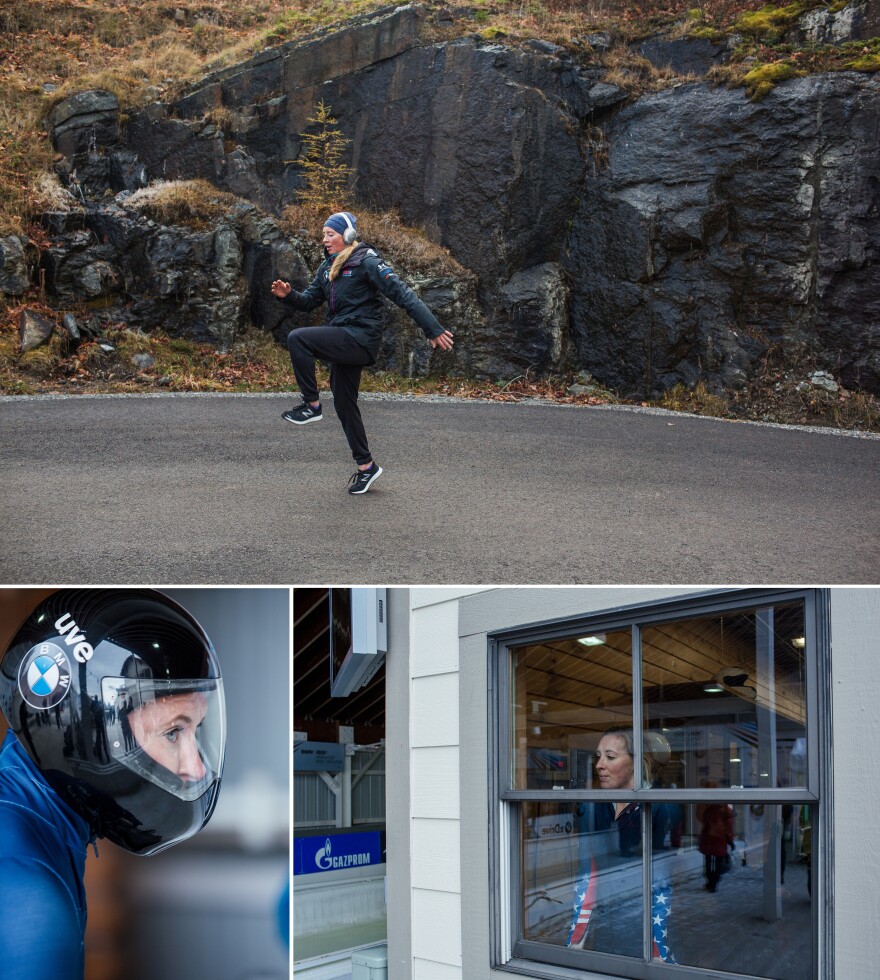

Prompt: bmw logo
xmin=18 ymin=642 xmax=72 ymax=710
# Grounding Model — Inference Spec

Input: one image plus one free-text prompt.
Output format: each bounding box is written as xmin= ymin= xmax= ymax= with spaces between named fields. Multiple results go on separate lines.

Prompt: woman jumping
xmin=271 ymin=211 xmax=454 ymax=494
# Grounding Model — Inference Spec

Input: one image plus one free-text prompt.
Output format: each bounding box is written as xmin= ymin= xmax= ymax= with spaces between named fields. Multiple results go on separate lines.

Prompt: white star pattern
xmin=651 ymin=881 xmax=676 ymax=964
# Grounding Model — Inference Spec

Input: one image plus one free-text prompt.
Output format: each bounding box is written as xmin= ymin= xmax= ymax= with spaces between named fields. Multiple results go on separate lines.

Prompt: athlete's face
xmin=595 ymin=734 xmax=635 ymax=790
xmin=322 ymin=226 xmax=346 ymax=253
xmin=129 ymin=693 xmax=208 ymax=782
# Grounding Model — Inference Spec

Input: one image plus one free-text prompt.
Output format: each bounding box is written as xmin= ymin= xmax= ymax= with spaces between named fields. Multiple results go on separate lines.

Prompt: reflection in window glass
xmin=641 ymin=602 xmax=807 ymax=790
xmin=521 ymin=801 xmax=644 ymax=959
xmin=511 ymin=630 xmax=632 ymax=790
xmin=652 ymin=802 xmax=813 ymax=979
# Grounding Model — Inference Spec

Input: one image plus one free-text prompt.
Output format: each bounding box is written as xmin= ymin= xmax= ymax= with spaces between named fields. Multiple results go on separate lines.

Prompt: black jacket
xmin=283 ymin=243 xmax=444 ymax=359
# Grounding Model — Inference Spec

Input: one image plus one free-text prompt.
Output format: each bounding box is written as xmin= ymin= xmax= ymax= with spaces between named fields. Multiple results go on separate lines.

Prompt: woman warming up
xmin=271 ymin=211 xmax=454 ymax=495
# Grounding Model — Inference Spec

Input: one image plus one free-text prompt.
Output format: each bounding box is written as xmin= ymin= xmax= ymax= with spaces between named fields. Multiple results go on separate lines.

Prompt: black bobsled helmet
xmin=0 ymin=589 xmax=225 ymax=856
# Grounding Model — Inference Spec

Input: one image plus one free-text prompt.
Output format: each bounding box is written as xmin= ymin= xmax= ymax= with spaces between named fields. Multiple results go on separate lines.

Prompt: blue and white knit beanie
xmin=324 ymin=212 xmax=357 ymax=235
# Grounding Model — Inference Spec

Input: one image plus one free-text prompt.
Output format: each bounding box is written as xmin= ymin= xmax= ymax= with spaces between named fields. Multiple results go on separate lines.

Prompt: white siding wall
xmin=830 ymin=589 xmax=880 ymax=979
xmin=408 ymin=589 xmax=489 ymax=978
xmin=405 ymin=588 xmax=705 ymax=980
xmin=402 ymin=586 xmax=878 ymax=980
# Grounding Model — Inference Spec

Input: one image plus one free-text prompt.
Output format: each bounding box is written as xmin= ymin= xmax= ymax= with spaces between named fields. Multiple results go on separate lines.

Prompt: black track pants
xmin=287 ymin=326 xmax=374 ymax=465
xmin=704 ymin=854 xmax=726 ymax=891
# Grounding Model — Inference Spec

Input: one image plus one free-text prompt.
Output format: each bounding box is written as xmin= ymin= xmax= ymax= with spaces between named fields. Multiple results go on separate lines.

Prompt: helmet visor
xmin=102 ymin=676 xmax=225 ymax=803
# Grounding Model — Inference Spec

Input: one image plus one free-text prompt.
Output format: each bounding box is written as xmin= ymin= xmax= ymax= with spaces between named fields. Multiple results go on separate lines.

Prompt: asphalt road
xmin=1 ymin=393 xmax=878 ymax=584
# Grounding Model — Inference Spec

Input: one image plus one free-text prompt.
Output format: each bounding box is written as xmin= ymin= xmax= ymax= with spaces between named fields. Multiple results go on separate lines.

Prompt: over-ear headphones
xmin=340 ymin=212 xmax=357 ymax=245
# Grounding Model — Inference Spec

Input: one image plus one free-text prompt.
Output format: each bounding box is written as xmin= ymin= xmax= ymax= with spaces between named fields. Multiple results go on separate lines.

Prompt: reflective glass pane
xmin=521 ymin=800 xmax=644 ymax=959
xmin=511 ymin=630 xmax=633 ymax=790
xmin=641 ymin=602 xmax=807 ymax=790
xmin=652 ymin=802 xmax=813 ymax=978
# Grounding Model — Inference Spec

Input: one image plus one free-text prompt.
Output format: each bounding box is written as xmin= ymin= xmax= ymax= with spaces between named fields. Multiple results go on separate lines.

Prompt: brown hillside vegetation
xmin=2 ymin=0 xmax=878 ymax=236
xmin=1 ymin=1 xmax=878 ymax=429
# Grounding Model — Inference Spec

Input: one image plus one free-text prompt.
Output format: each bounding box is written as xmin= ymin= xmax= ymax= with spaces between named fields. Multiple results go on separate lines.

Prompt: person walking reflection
xmin=697 ymin=793 xmax=735 ymax=893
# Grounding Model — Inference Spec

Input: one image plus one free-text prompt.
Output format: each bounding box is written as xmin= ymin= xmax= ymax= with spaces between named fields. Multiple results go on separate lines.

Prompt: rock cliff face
xmin=32 ymin=3 xmax=880 ymax=394
xmin=36 ymin=194 xmax=484 ymax=371
xmin=565 ymin=74 xmax=880 ymax=397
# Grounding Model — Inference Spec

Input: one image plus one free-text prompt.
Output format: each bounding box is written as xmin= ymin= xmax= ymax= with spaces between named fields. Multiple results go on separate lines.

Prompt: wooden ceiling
xmin=293 ymin=588 xmax=385 ymax=741
xmin=516 ymin=602 xmax=807 ymax=731
xmin=293 ymin=596 xmax=805 ymax=743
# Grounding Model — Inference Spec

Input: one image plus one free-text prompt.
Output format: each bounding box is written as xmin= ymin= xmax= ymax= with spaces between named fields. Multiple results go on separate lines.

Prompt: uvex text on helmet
xmin=0 ymin=589 xmax=226 ymax=855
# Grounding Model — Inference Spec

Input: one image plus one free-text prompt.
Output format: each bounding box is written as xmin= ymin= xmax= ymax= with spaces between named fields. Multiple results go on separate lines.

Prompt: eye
xmin=163 ymin=726 xmax=182 ymax=743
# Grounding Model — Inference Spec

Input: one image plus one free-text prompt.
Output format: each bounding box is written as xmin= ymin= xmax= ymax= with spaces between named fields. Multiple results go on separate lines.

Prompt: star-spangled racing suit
xmin=0 ymin=730 xmax=90 ymax=980
xmin=566 ymin=800 xmax=676 ymax=963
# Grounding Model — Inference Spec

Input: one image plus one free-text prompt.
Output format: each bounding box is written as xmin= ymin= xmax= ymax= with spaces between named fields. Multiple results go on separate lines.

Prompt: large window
xmin=493 ymin=590 xmax=828 ymax=980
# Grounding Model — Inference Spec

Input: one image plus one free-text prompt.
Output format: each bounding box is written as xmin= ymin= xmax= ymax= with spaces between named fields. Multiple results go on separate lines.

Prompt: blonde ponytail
xmin=329 ymin=241 xmax=360 ymax=281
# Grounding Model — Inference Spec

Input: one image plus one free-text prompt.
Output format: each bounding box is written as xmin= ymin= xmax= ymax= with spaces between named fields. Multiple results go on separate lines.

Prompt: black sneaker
xmin=282 ymin=402 xmax=322 ymax=425
xmin=348 ymin=464 xmax=383 ymax=494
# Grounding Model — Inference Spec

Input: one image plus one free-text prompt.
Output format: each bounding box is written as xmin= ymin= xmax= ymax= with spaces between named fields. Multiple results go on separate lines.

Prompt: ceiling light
xmin=730 ymin=757 xmax=741 ymax=763
xmin=792 ymin=636 xmax=806 ymax=649
xmin=703 ymin=684 xmax=724 ymax=694
xmin=578 ymin=634 xmax=606 ymax=647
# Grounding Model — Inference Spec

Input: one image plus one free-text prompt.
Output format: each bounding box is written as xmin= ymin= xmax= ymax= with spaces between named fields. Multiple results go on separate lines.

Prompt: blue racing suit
xmin=0 ymin=730 xmax=91 ymax=980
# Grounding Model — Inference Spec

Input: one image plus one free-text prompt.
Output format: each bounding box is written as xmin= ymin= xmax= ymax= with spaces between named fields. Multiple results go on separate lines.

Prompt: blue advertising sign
xmin=294 ymin=830 xmax=385 ymax=876
xmin=294 ymin=740 xmax=345 ymax=772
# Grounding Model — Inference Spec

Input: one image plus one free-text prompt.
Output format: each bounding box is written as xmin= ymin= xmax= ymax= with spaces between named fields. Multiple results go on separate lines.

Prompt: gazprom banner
xmin=294 ymin=830 xmax=385 ymax=876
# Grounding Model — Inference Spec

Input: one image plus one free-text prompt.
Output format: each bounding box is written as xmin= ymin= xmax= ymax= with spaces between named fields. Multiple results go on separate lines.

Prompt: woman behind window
xmin=566 ymin=728 xmax=675 ymax=963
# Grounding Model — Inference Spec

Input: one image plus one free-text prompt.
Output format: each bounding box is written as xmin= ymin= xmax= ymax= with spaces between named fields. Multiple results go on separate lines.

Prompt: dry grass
xmin=19 ymin=331 xmax=66 ymax=377
xmin=1 ymin=0 xmax=870 ymax=236
xmin=279 ymin=204 xmax=469 ymax=279
xmin=0 ymin=316 xmax=21 ymax=371
xmin=0 ymin=75 xmax=54 ymax=235
xmin=30 ymin=173 xmax=79 ymax=213
xmin=263 ymin=0 xmax=409 ymax=44
xmin=0 ymin=0 xmax=289 ymax=235
xmin=600 ymin=45 xmax=688 ymax=94
xmin=351 ymin=209 xmax=470 ymax=279
xmin=0 ymin=305 xmax=296 ymax=393
xmin=2 ymin=305 xmax=877 ymax=430
xmin=659 ymin=380 xmax=732 ymax=417
xmin=732 ymin=376 xmax=880 ymax=430
xmin=123 ymin=179 xmax=242 ymax=230
xmin=752 ymin=343 xmax=880 ymax=429
xmin=2 ymin=0 xmax=878 ymax=423
xmin=656 ymin=376 xmax=880 ymax=431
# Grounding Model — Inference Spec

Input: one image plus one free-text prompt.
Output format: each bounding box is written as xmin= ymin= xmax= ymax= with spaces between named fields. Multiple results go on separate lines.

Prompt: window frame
xmin=488 ymin=588 xmax=832 ymax=980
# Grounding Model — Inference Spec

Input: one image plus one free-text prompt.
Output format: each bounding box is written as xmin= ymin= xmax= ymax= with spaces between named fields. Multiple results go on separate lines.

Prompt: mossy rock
xmin=847 ymin=54 xmax=880 ymax=72
xmin=688 ymin=25 xmax=726 ymax=41
xmin=736 ymin=3 xmax=810 ymax=42
xmin=19 ymin=334 xmax=65 ymax=377
xmin=742 ymin=61 xmax=804 ymax=99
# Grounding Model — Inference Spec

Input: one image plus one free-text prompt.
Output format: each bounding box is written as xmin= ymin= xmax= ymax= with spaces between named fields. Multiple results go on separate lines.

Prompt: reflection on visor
xmin=102 ymin=676 xmax=225 ymax=803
